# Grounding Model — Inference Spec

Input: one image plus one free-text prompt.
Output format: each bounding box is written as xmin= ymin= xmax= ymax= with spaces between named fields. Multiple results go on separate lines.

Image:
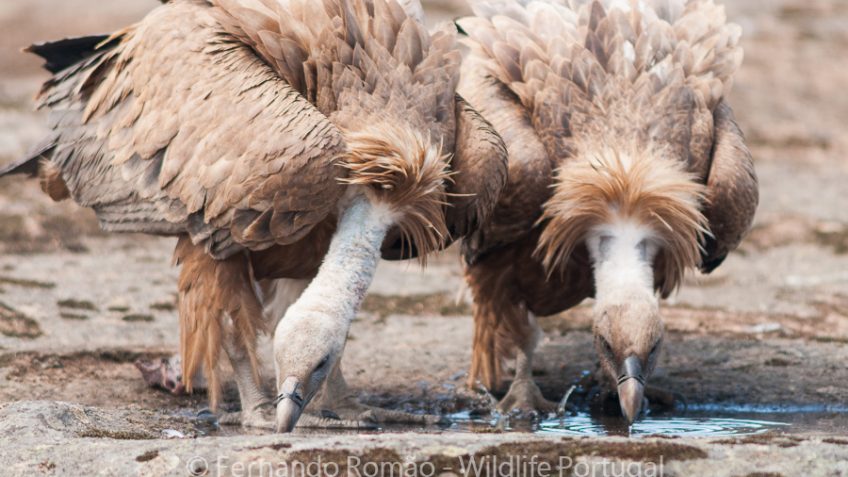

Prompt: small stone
xmin=161 ymin=429 xmax=185 ymax=439
xmin=746 ymin=322 xmax=782 ymax=334
xmin=106 ymin=297 xmax=131 ymax=313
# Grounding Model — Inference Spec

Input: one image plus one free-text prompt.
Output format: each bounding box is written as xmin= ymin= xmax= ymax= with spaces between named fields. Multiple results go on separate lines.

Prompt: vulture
xmin=458 ymin=0 xmax=758 ymax=422
xmin=2 ymin=0 xmax=508 ymax=432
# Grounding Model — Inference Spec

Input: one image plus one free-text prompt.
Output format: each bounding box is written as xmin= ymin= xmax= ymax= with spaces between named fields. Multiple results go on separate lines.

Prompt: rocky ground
xmin=1 ymin=0 xmax=847 ymax=476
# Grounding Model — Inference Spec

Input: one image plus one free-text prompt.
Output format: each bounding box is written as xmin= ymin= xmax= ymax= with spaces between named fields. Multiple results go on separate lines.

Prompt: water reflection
xmin=537 ymin=413 xmax=788 ymax=437
xmin=449 ymin=411 xmax=790 ymax=438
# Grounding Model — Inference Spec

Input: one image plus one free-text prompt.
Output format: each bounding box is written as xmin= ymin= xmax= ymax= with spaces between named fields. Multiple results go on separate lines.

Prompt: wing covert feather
xmin=700 ymin=100 xmax=758 ymax=272
xmin=446 ymin=94 xmax=508 ymax=239
xmin=458 ymin=62 xmax=553 ymax=265
xmin=34 ymin=1 xmax=346 ymax=258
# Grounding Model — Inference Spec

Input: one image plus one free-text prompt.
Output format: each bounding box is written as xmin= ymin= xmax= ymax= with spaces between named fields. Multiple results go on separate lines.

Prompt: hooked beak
xmin=616 ymin=355 xmax=645 ymax=424
xmin=275 ymin=376 xmax=305 ymax=433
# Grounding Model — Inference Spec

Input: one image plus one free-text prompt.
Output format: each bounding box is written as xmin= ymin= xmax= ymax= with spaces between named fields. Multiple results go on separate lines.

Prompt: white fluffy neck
xmin=587 ymin=220 xmax=657 ymax=306
xmin=280 ymin=195 xmax=393 ymax=332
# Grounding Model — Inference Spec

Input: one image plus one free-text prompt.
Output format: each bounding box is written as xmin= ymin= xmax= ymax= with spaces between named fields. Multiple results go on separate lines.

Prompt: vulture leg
xmin=495 ymin=315 xmax=557 ymax=417
xmin=217 ymin=315 xmax=275 ymax=429
xmin=173 ymin=236 xmax=266 ymax=414
xmin=217 ymin=278 xmax=313 ymax=429
xmin=466 ymin=253 xmax=557 ymax=416
xmin=135 ymin=278 xmax=310 ymax=410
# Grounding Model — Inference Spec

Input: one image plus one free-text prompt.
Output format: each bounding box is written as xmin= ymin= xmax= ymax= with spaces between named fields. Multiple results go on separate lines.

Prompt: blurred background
xmin=0 ymin=0 xmax=847 ymax=421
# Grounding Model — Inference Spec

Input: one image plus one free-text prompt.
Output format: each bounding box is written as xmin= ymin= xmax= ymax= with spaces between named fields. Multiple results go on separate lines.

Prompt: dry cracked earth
xmin=0 ymin=0 xmax=847 ymax=476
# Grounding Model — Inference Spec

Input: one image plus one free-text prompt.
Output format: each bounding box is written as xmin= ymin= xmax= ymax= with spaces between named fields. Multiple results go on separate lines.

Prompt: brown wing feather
xmin=445 ymin=94 xmax=508 ymax=240
xmin=31 ymin=1 xmax=346 ymax=259
xmin=700 ymin=100 xmax=758 ymax=272
xmin=458 ymin=61 xmax=554 ymax=265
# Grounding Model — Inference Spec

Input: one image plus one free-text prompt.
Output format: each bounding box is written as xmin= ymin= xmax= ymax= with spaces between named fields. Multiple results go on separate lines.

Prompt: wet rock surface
xmin=1 ymin=0 xmax=847 ymax=475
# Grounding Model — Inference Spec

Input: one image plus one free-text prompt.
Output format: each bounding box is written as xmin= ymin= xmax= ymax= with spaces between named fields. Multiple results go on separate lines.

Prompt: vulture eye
xmin=316 ymin=354 xmax=330 ymax=370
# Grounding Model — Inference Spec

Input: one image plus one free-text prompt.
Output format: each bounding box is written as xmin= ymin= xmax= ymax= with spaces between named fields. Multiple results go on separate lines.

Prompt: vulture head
xmin=273 ymin=307 xmax=344 ymax=432
xmin=592 ymin=298 xmax=664 ymax=423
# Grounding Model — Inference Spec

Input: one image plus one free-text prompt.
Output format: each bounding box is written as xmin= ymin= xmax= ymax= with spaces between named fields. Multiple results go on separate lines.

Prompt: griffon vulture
xmin=457 ymin=0 xmax=757 ymax=422
xmin=2 ymin=0 xmax=507 ymax=432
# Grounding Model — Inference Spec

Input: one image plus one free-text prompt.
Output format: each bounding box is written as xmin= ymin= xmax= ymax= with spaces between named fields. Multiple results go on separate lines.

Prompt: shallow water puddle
xmin=447 ymin=411 xmax=785 ymax=437
xmin=188 ymin=404 xmax=848 ymax=438
xmin=447 ymin=404 xmax=848 ymax=437
xmin=536 ymin=414 xmax=787 ymax=437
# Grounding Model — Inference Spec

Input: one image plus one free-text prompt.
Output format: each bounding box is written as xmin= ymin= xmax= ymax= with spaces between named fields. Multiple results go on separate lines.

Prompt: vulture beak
xmin=617 ymin=355 xmax=645 ymax=423
xmin=275 ymin=376 xmax=305 ymax=433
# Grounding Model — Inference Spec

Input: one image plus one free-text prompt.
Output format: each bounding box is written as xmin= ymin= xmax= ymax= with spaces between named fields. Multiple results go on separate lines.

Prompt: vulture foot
xmin=217 ymin=405 xmax=276 ymax=430
xmin=496 ymin=378 xmax=557 ymax=418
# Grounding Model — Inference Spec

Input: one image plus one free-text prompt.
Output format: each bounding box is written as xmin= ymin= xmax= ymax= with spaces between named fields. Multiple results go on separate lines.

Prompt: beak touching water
xmin=275 ymin=376 xmax=305 ymax=433
xmin=617 ymin=355 xmax=645 ymax=423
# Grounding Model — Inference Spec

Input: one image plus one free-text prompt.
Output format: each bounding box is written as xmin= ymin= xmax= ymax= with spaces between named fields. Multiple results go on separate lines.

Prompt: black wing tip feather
xmin=25 ymin=34 xmax=115 ymax=74
xmin=0 ymin=144 xmax=55 ymax=178
xmin=699 ymin=236 xmax=728 ymax=273
xmin=0 ymin=156 xmax=40 ymax=178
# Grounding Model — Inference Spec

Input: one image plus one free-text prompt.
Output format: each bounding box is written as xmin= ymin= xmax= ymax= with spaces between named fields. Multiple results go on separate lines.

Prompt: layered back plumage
xmin=214 ymin=0 xmax=460 ymax=141
xmin=462 ymin=0 xmax=742 ymax=161
xmin=461 ymin=0 xmax=743 ymax=289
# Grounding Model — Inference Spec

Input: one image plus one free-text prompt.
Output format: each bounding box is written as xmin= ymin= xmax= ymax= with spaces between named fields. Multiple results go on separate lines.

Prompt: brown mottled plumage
xmin=459 ymin=0 xmax=757 ymax=419
xmin=3 ymin=0 xmax=508 ymax=427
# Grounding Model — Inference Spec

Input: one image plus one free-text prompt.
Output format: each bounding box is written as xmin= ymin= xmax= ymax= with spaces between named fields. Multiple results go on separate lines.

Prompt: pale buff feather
xmin=536 ymin=148 xmax=708 ymax=295
xmin=341 ymin=122 xmax=454 ymax=262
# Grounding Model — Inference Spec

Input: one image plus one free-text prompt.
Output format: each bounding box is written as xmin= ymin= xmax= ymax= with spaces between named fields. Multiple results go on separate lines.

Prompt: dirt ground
xmin=1 ymin=0 xmax=848 ymax=476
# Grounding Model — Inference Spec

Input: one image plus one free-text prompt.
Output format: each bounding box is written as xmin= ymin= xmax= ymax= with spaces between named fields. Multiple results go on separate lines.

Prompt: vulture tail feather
xmin=26 ymin=35 xmax=116 ymax=74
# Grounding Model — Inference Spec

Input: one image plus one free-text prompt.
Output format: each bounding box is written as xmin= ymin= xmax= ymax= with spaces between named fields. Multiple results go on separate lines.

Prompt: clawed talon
xmin=216 ymin=401 xmax=446 ymax=431
xmin=296 ymin=412 xmax=379 ymax=430
xmin=496 ymin=378 xmax=558 ymax=418
xmin=471 ymin=381 xmax=501 ymax=409
xmin=555 ymin=385 xmax=577 ymax=416
xmin=299 ymin=365 xmax=449 ymax=430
